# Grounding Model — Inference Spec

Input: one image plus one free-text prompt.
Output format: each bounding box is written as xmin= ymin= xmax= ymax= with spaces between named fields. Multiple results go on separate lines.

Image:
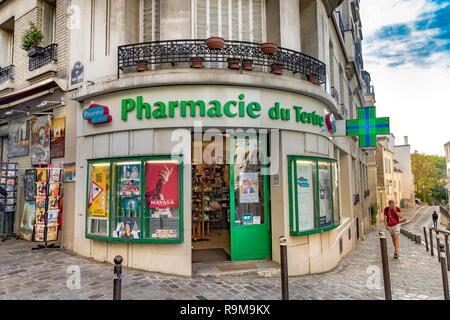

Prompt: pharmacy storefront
xmin=73 ymin=85 xmax=342 ymax=277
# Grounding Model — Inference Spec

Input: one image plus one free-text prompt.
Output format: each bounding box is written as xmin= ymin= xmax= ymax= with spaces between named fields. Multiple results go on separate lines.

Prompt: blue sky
xmin=360 ymin=0 xmax=450 ymax=156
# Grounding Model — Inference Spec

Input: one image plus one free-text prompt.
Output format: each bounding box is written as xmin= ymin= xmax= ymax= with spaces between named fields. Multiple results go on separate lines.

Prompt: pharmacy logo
xmin=346 ymin=107 xmax=390 ymax=148
xmin=298 ymin=177 xmax=310 ymax=188
xmin=83 ymin=104 xmax=112 ymax=125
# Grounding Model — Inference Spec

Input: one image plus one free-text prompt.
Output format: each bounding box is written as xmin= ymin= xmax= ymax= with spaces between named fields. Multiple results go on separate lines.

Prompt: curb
xmin=401 ymin=206 xmax=426 ymax=227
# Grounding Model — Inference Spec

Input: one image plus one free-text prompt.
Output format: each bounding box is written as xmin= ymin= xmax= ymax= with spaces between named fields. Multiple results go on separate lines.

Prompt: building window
xmin=86 ymin=156 xmax=184 ymax=243
xmin=141 ymin=0 xmax=160 ymax=42
xmin=42 ymin=1 xmax=56 ymax=47
xmin=0 ymin=18 xmax=14 ymax=67
xmin=288 ymin=156 xmax=340 ymax=236
xmin=193 ymin=0 xmax=265 ymax=42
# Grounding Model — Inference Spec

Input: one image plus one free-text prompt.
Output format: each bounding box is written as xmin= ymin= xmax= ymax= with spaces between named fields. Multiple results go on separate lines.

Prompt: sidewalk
xmin=0 ymin=226 xmax=447 ymax=300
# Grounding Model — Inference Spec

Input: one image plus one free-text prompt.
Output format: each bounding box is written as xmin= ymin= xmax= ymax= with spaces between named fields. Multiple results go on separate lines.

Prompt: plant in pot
xmin=136 ymin=60 xmax=148 ymax=72
xmin=205 ymin=37 xmax=225 ymax=50
xmin=307 ymin=74 xmax=320 ymax=85
xmin=227 ymin=58 xmax=240 ymax=69
xmin=270 ymin=63 xmax=282 ymax=75
xmin=190 ymin=57 xmax=204 ymax=68
xmin=242 ymin=59 xmax=253 ymax=71
xmin=21 ymin=22 xmax=44 ymax=57
xmin=261 ymin=43 xmax=278 ymax=55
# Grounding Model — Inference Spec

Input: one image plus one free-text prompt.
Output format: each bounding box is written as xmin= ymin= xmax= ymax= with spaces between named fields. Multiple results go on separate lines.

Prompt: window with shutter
xmin=142 ymin=0 xmax=160 ymax=42
xmin=193 ymin=0 xmax=265 ymax=43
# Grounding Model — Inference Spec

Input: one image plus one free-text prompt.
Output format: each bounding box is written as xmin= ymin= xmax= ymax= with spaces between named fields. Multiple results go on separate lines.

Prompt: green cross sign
xmin=346 ymin=107 xmax=390 ymax=148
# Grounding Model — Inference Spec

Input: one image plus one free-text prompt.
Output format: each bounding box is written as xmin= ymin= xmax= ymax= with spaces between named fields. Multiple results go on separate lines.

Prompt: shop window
xmin=288 ymin=156 xmax=340 ymax=236
xmin=86 ymin=156 xmax=183 ymax=243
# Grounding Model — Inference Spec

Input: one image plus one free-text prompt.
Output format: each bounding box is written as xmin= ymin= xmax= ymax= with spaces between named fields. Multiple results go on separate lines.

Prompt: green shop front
xmin=74 ymin=85 xmax=343 ymax=277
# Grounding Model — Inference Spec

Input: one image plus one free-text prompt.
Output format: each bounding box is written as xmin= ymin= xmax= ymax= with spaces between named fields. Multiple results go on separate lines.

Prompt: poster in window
xmin=119 ymin=163 xmax=140 ymax=196
xmin=8 ymin=119 xmax=30 ymax=158
xmin=319 ymin=165 xmax=332 ymax=228
xmin=239 ymin=173 xmax=259 ymax=204
xmin=296 ymin=161 xmax=315 ymax=232
xmin=31 ymin=115 xmax=51 ymax=165
xmin=145 ymin=162 xmax=179 ymax=209
xmin=88 ymin=164 xmax=110 ymax=218
xmin=19 ymin=201 xmax=36 ymax=242
xmin=51 ymin=117 xmax=66 ymax=158
xmin=121 ymin=197 xmax=140 ymax=218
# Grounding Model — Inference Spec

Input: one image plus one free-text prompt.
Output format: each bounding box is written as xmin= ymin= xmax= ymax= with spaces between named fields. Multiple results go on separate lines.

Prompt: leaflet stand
xmin=32 ymin=168 xmax=61 ymax=251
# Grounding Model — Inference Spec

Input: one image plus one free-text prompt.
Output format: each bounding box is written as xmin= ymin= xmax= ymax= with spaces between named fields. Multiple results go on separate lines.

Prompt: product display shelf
xmin=0 ymin=163 xmax=19 ymax=241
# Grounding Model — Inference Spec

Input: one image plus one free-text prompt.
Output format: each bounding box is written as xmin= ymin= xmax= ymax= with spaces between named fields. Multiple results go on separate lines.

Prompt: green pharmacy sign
xmin=346 ymin=107 xmax=390 ymax=148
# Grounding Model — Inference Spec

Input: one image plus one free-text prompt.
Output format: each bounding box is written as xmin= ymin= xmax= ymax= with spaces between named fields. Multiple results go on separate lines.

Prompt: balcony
xmin=0 ymin=65 xmax=14 ymax=85
xmin=354 ymin=194 xmax=360 ymax=205
xmin=29 ymin=44 xmax=57 ymax=72
xmin=341 ymin=104 xmax=349 ymax=120
xmin=364 ymin=190 xmax=370 ymax=198
xmin=118 ymin=40 xmax=327 ymax=85
xmin=331 ymin=86 xmax=340 ymax=105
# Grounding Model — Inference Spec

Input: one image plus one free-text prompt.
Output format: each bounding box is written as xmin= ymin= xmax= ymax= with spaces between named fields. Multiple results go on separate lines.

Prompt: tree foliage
xmin=411 ymin=151 xmax=446 ymax=204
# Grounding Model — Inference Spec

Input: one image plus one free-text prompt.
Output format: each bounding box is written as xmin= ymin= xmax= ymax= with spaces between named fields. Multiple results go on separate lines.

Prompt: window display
xmin=86 ymin=156 xmax=183 ymax=243
xmin=288 ymin=157 xmax=340 ymax=236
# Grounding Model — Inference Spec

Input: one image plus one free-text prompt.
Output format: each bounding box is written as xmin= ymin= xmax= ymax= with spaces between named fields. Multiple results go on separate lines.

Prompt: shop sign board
xmin=80 ymin=86 xmax=332 ymax=137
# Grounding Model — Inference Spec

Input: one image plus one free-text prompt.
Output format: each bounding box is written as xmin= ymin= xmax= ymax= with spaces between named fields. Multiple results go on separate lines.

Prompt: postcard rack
xmin=0 ymin=163 xmax=19 ymax=241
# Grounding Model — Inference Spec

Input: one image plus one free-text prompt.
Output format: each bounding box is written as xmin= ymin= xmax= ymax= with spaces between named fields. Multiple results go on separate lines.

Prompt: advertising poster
xmin=121 ymin=197 xmax=140 ymax=218
xmin=119 ymin=163 xmax=140 ymax=196
xmin=51 ymin=117 xmax=66 ymax=158
xmin=296 ymin=161 xmax=315 ymax=232
xmin=8 ymin=119 xmax=30 ymax=158
xmin=145 ymin=162 xmax=179 ymax=209
xmin=88 ymin=164 xmax=110 ymax=218
xmin=19 ymin=201 xmax=36 ymax=242
xmin=319 ymin=165 xmax=332 ymax=228
xmin=63 ymin=163 xmax=76 ymax=182
xmin=239 ymin=173 xmax=259 ymax=203
xmin=31 ymin=115 xmax=51 ymax=165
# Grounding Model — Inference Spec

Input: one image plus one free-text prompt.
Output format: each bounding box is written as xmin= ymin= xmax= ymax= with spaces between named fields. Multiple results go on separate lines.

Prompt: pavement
xmin=0 ymin=225 xmax=448 ymax=300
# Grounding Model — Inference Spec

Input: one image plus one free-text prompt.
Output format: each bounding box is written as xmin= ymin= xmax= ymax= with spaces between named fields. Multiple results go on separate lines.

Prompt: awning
xmin=0 ymin=79 xmax=60 ymax=106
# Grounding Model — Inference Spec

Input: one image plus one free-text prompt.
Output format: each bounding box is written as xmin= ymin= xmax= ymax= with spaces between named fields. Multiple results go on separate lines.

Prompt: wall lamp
xmin=37 ymin=96 xmax=65 ymax=108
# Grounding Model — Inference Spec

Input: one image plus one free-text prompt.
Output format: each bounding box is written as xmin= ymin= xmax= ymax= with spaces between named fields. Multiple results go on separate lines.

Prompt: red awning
xmin=0 ymin=79 xmax=59 ymax=106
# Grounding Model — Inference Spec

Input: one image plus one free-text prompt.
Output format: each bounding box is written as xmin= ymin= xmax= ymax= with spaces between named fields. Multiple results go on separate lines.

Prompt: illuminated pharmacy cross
xmin=346 ymin=107 xmax=390 ymax=148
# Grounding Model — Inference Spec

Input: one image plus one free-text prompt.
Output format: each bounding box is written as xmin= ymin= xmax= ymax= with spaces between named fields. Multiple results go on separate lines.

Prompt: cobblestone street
xmin=0 ymin=226 xmax=447 ymax=300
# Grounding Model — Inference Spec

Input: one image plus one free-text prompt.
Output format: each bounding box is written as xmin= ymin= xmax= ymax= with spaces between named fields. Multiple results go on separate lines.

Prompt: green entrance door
xmin=230 ymin=135 xmax=271 ymax=261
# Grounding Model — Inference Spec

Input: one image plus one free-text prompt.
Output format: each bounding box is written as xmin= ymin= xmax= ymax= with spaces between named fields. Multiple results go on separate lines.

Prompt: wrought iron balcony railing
xmin=338 ymin=11 xmax=345 ymax=40
xmin=341 ymin=104 xmax=349 ymax=120
xmin=364 ymin=190 xmax=370 ymax=198
xmin=0 ymin=65 xmax=14 ymax=84
xmin=118 ymin=39 xmax=327 ymax=84
xmin=331 ymin=86 xmax=340 ymax=105
xmin=354 ymin=194 xmax=360 ymax=205
xmin=29 ymin=44 xmax=58 ymax=72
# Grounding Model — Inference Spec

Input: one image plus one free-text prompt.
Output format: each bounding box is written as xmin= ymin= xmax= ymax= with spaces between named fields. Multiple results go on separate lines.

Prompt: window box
xmin=85 ymin=155 xmax=184 ymax=244
xmin=288 ymin=156 xmax=340 ymax=237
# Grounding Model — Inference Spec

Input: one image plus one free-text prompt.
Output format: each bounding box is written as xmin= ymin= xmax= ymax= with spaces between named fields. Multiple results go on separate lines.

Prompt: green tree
xmin=411 ymin=152 xmax=446 ymax=204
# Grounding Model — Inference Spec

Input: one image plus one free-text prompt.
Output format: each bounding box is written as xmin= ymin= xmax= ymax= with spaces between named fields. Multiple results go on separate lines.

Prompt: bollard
xmin=439 ymin=244 xmax=449 ymax=300
xmin=436 ymin=231 xmax=441 ymax=263
xmin=430 ymin=228 xmax=434 ymax=256
xmin=445 ymin=234 xmax=450 ymax=272
xmin=279 ymin=236 xmax=289 ymax=301
xmin=424 ymin=227 xmax=429 ymax=252
xmin=415 ymin=234 xmax=421 ymax=244
xmin=379 ymin=232 xmax=392 ymax=300
xmin=113 ymin=255 xmax=123 ymax=300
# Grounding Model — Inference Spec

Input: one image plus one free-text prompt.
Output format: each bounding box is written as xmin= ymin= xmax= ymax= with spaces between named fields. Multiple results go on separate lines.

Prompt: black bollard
xmin=113 ymin=255 xmax=123 ymax=300
xmin=424 ymin=227 xmax=429 ymax=252
xmin=436 ymin=231 xmax=441 ymax=263
xmin=279 ymin=236 xmax=289 ymax=301
xmin=439 ymin=244 xmax=449 ymax=300
xmin=445 ymin=234 xmax=450 ymax=272
xmin=379 ymin=231 xmax=392 ymax=300
xmin=430 ymin=228 xmax=434 ymax=256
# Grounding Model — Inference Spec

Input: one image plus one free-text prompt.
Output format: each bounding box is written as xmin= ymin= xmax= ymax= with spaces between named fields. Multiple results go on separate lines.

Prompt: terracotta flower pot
xmin=136 ymin=60 xmax=148 ymax=72
xmin=205 ymin=37 xmax=225 ymax=50
xmin=242 ymin=59 xmax=253 ymax=71
xmin=227 ymin=58 xmax=240 ymax=70
xmin=261 ymin=43 xmax=278 ymax=55
xmin=190 ymin=57 xmax=204 ymax=68
xmin=270 ymin=63 xmax=282 ymax=75
xmin=307 ymin=75 xmax=320 ymax=85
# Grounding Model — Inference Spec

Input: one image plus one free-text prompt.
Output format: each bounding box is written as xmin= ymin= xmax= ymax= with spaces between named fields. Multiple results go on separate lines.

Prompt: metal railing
xmin=118 ymin=39 xmax=327 ymax=84
xmin=29 ymin=44 xmax=58 ymax=72
xmin=0 ymin=65 xmax=13 ymax=84
xmin=341 ymin=104 xmax=349 ymax=120
xmin=354 ymin=194 xmax=360 ymax=205
xmin=364 ymin=190 xmax=370 ymax=198
xmin=331 ymin=87 xmax=340 ymax=105
xmin=338 ymin=11 xmax=345 ymax=40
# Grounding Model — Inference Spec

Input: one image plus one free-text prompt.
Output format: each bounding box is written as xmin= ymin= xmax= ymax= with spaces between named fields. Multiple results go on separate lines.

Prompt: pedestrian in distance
xmin=432 ymin=210 xmax=439 ymax=230
xmin=384 ymin=200 xmax=403 ymax=259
